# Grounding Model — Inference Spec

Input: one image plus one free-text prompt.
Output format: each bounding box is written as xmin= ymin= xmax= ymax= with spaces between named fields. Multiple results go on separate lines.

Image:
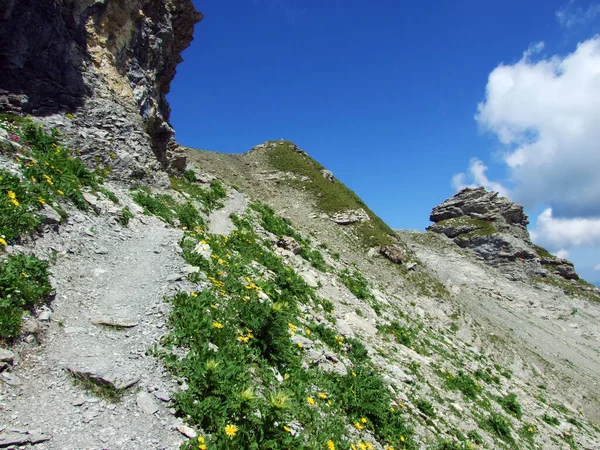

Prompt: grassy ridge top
xmin=261 ymin=140 xmax=396 ymax=248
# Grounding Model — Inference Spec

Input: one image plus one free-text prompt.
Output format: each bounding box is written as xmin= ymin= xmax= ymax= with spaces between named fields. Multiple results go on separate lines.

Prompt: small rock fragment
xmin=176 ymin=424 xmax=197 ymax=438
xmin=136 ymin=392 xmax=159 ymax=415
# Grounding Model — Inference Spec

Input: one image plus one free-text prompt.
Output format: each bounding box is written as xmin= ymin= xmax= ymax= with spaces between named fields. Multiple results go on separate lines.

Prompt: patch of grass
xmin=170 ymin=175 xmax=227 ymax=213
xmin=0 ymin=254 xmax=53 ymax=340
xmin=378 ymin=321 xmax=419 ymax=347
xmin=0 ymin=116 xmax=100 ymax=243
xmin=131 ymin=187 xmax=205 ymax=230
xmin=484 ymin=412 xmax=513 ymax=442
xmin=339 ymin=268 xmax=373 ymax=300
xmin=431 ymin=216 xmax=497 ymax=239
xmin=442 ymin=370 xmax=482 ymax=400
xmin=497 ymin=393 xmax=522 ymax=419
xmin=518 ymin=423 xmax=538 ymax=447
xmin=264 ymin=141 xmax=396 ymax=248
xmin=474 ymin=368 xmax=500 ymax=385
xmin=414 ymin=398 xmax=436 ymax=417
xmin=250 ymin=201 xmax=328 ymax=271
xmin=117 ymin=207 xmax=134 ymax=226
xmin=534 ymin=275 xmax=600 ymax=302
xmin=542 ymin=413 xmax=560 ymax=426
xmin=69 ymin=372 xmax=124 ymax=402
xmin=533 ymin=244 xmax=554 ymax=259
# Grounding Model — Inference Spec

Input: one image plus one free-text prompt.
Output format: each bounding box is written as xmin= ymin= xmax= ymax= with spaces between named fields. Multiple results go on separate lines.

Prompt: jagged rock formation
xmin=0 ymin=0 xmax=201 ymax=180
xmin=427 ymin=187 xmax=589 ymax=286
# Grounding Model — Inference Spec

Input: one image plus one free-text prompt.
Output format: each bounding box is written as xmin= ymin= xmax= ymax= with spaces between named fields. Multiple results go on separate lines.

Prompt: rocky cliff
xmin=0 ymin=0 xmax=201 ymax=181
xmin=427 ymin=187 xmax=597 ymax=288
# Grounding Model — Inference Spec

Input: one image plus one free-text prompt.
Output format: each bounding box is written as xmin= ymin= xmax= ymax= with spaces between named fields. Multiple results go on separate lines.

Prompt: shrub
xmin=0 ymin=254 xmax=53 ymax=339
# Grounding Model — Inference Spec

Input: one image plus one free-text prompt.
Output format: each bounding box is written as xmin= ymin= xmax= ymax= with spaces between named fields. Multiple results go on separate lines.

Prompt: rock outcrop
xmin=0 ymin=0 xmax=202 ymax=181
xmin=428 ymin=187 xmax=587 ymax=285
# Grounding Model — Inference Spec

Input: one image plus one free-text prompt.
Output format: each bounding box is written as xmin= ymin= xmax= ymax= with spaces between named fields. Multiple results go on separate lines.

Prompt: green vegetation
xmin=69 ymin=372 xmax=124 ymax=402
xmin=484 ymin=412 xmax=513 ymax=442
xmin=497 ymin=393 xmax=522 ymax=419
xmin=250 ymin=201 xmax=328 ymax=271
xmin=542 ymin=413 xmax=560 ymax=426
xmin=0 ymin=115 xmax=102 ymax=243
xmin=378 ymin=321 xmax=419 ymax=347
xmin=433 ymin=217 xmax=497 ymax=239
xmin=171 ymin=175 xmax=227 ymax=213
xmin=533 ymin=244 xmax=554 ymax=259
xmin=159 ymin=211 xmax=416 ymax=450
xmin=339 ymin=268 xmax=373 ymax=300
xmin=131 ymin=187 xmax=205 ymax=229
xmin=414 ymin=398 xmax=436 ymax=417
xmin=533 ymin=275 xmax=600 ymax=302
xmin=265 ymin=141 xmax=395 ymax=248
xmin=117 ymin=207 xmax=134 ymax=226
xmin=442 ymin=370 xmax=482 ymax=400
xmin=0 ymin=254 xmax=53 ymax=339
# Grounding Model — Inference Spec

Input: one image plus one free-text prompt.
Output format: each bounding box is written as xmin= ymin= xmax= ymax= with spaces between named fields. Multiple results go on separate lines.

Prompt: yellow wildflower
xmin=7 ymin=191 xmax=16 ymax=199
xmin=352 ymin=372 xmax=357 ymax=377
xmin=361 ymin=417 xmax=368 ymax=424
xmin=43 ymin=174 xmax=53 ymax=185
xmin=317 ymin=392 xmax=328 ymax=399
xmin=400 ymin=436 xmax=405 ymax=442
xmin=288 ymin=323 xmax=297 ymax=332
xmin=38 ymin=196 xmax=45 ymax=204
xmin=0 ymin=238 xmax=6 ymax=246
xmin=212 ymin=321 xmax=224 ymax=329
xmin=199 ymin=445 xmax=207 ymax=450
xmin=351 ymin=445 xmax=357 ymax=450
xmin=385 ymin=447 xmax=395 ymax=450
xmin=297 ymin=343 xmax=303 ymax=349
xmin=305 ymin=328 xmax=311 ymax=335
xmin=198 ymin=437 xmax=205 ymax=444
xmin=358 ymin=443 xmax=367 ymax=450
xmin=306 ymin=397 xmax=315 ymax=405
xmin=365 ymin=444 xmax=373 ymax=450
xmin=284 ymin=426 xmax=291 ymax=433
xmin=191 ymin=292 xmax=198 ymax=297
xmin=224 ymin=424 xmax=238 ymax=438
xmin=327 ymin=440 xmax=335 ymax=450
xmin=57 ymin=189 xmax=64 ymax=195
xmin=353 ymin=422 xmax=364 ymax=431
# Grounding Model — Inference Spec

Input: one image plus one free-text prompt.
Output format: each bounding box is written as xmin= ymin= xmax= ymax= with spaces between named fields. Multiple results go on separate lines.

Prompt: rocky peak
xmin=430 ymin=187 xmax=529 ymax=229
xmin=427 ymin=187 xmax=594 ymax=289
xmin=0 ymin=0 xmax=202 ymax=182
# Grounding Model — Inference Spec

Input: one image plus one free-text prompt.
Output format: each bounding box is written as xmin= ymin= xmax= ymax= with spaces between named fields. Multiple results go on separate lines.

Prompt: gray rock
xmin=330 ymin=209 xmax=370 ymax=225
xmin=95 ymin=247 xmax=109 ymax=255
xmin=0 ymin=348 xmax=15 ymax=364
xmin=322 ymin=169 xmax=335 ymax=182
xmin=277 ymin=236 xmax=301 ymax=254
xmin=176 ymin=424 xmax=197 ymax=438
xmin=379 ymin=245 xmax=405 ymax=264
xmin=137 ymin=392 xmax=159 ymax=415
xmin=154 ymin=391 xmax=171 ymax=402
xmin=39 ymin=204 xmax=62 ymax=225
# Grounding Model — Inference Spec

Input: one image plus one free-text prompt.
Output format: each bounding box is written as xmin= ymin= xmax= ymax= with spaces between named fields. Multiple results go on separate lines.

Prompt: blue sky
xmin=168 ymin=0 xmax=600 ymax=283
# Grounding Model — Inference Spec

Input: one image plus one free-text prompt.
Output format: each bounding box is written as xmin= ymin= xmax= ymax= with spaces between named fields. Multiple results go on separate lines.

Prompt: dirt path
xmin=0 ymin=193 xmax=192 ymax=449
xmin=207 ymin=189 xmax=248 ymax=236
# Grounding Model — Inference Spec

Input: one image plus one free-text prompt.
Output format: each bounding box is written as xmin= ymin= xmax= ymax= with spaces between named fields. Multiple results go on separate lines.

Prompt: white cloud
xmin=555 ymin=249 xmax=570 ymax=259
xmin=473 ymin=35 xmax=600 ymax=218
xmin=530 ymin=208 xmax=600 ymax=249
xmin=556 ymin=1 xmax=600 ymax=28
xmin=594 ymin=264 xmax=600 ymax=271
xmin=451 ymin=158 xmax=510 ymax=198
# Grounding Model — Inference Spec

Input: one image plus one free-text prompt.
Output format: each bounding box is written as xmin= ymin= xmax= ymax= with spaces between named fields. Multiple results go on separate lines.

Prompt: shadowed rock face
xmin=428 ymin=187 xmax=586 ymax=284
xmin=0 ymin=0 xmax=201 ymax=180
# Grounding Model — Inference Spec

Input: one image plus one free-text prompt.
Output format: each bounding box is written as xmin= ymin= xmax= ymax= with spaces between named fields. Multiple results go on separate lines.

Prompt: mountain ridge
xmin=1 ymin=3 xmax=600 ymax=449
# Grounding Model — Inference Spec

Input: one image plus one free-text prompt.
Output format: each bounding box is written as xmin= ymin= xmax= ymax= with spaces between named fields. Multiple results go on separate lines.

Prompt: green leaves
xmin=0 ymin=254 xmax=53 ymax=339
